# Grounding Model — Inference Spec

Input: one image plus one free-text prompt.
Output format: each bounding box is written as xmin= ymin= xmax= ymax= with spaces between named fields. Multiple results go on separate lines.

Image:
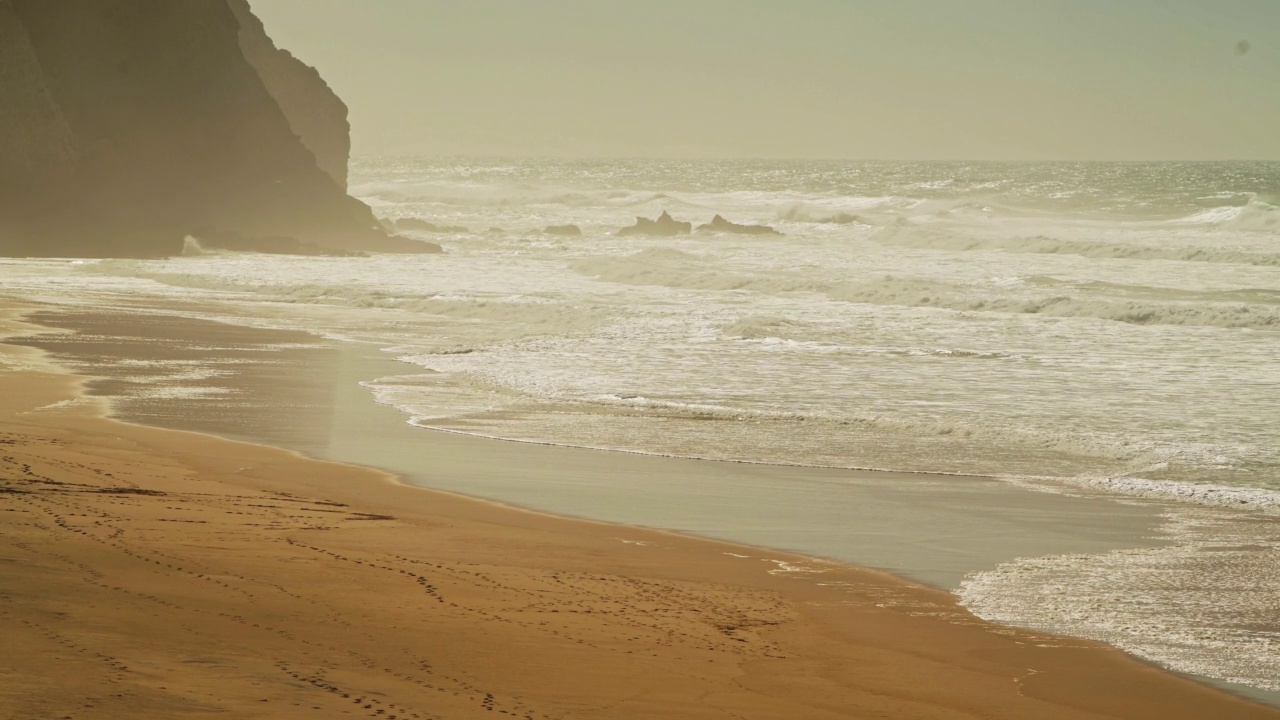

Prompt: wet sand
xmin=3 ymin=302 xmax=1278 ymax=719
xmin=18 ymin=309 xmax=1172 ymax=589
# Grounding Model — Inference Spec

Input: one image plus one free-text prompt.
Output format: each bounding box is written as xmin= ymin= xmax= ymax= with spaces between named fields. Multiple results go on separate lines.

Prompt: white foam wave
xmin=778 ymin=204 xmax=868 ymax=225
xmin=1173 ymin=196 xmax=1280 ymax=231
xmin=573 ymin=251 xmax=1280 ymax=328
xmin=721 ymin=315 xmax=811 ymax=340
xmin=1228 ymin=196 xmax=1280 ymax=231
xmin=1060 ymin=474 xmax=1280 ymax=512
xmin=872 ymin=226 xmax=1280 ymax=267
xmin=388 ymin=381 xmax=1280 ymax=514
xmin=385 ymin=371 xmax=1215 ymax=470
xmin=1178 ymin=206 xmax=1245 ymax=225
xmin=131 ymin=274 xmax=606 ymax=336
xmin=352 ymin=180 xmax=704 ymax=210
xmin=959 ymin=508 xmax=1280 ymax=694
xmin=181 ymin=235 xmax=207 ymax=256
xmin=824 ymin=277 xmax=1280 ymax=329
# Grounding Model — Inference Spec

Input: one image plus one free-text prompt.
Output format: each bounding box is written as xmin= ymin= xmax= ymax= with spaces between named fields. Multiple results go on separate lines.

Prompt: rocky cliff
xmin=0 ymin=0 xmax=431 ymax=257
xmin=0 ymin=3 xmax=76 ymax=177
xmin=227 ymin=0 xmax=349 ymax=189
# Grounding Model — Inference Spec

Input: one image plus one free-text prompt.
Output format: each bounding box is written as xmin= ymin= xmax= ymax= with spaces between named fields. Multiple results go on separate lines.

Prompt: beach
xmin=5 ymin=1 xmax=1277 ymax=715
xmin=4 ymin=304 xmax=1277 ymax=719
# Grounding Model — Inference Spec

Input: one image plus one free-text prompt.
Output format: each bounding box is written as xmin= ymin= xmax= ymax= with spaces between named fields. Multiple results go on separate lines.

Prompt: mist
xmin=249 ymin=0 xmax=1279 ymax=160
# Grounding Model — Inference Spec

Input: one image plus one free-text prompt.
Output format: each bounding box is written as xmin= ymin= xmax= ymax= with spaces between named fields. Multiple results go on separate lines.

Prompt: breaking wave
xmin=871 ymin=226 xmax=1280 ymax=266
xmin=382 ymin=369 xmax=1280 ymax=513
xmin=722 ymin=316 xmax=821 ymax=341
xmin=777 ymin=204 xmax=868 ymax=225
xmin=130 ymin=272 xmax=605 ymax=337
xmin=572 ymin=251 xmax=1280 ymax=329
xmin=1064 ymin=475 xmax=1280 ymax=512
xmin=1178 ymin=195 xmax=1280 ymax=231
xmin=823 ymin=277 xmax=1280 ymax=329
xmin=958 ymin=509 xmax=1280 ymax=695
xmin=352 ymin=180 xmax=704 ymax=209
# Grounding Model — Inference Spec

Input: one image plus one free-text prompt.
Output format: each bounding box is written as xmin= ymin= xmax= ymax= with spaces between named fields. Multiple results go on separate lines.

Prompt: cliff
xmin=0 ymin=0 xmax=432 ymax=257
xmin=227 ymin=0 xmax=349 ymax=189
xmin=0 ymin=3 xmax=76 ymax=177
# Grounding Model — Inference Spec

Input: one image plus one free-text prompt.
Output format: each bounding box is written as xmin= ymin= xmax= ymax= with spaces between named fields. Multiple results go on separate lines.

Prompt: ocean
xmin=3 ymin=158 xmax=1278 ymax=696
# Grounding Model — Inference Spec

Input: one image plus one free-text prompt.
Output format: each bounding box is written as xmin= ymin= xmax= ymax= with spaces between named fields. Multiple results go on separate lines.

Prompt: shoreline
xmin=3 ymin=300 xmax=1278 ymax=718
xmin=13 ymin=306 xmax=1175 ymax=589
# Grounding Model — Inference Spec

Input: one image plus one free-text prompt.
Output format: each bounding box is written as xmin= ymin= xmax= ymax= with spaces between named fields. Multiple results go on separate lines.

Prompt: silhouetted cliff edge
xmin=0 ymin=0 xmax=431 ymax=257
xmin=227 ymin=0 xmax=350 ymax=190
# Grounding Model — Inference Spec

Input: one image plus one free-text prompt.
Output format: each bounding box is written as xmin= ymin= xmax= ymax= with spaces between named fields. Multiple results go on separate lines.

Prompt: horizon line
xmin=349 ymin=154 xmax=1280 ymax=164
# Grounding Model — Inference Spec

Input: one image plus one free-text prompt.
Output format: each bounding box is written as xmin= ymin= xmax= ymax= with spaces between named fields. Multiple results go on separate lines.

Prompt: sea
xmin=3 ymin=158 xmax=1278 ymax=696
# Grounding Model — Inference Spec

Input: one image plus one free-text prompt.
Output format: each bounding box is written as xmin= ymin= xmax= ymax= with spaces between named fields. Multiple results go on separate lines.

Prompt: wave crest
xmin=777 ymin=203 xmax=867 ymax=225
xmin=573 ymin=251 xmax=1280 ymax=329
xmin=872 ymin=226 xmax=1280 ymax=267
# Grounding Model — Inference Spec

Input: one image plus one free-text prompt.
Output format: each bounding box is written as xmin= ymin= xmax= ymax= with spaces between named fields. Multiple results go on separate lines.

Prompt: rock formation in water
xmin=0 ymin=0 xmax=434 ymax=257
xmin=617 ymin=211 xmax=692 ymax=237
xmin=394 ymin=218 xmax=469 ymax=234
xmin=543 ymin=224 xmax=582 ymax=236
xmin=696 ymin=214 xmax=782 ymax=236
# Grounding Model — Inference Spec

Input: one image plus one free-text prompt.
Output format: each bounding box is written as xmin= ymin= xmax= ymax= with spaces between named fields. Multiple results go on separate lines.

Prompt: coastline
xmin=14 ymin=306 xmax=1175 ymax=590
xmin=3 ymin=300 xmax=1277 ymax=719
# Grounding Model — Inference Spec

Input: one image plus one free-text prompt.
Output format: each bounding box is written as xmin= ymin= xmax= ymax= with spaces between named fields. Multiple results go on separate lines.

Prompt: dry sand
xmin=2 ymin=303 xmax=1276 ymax=720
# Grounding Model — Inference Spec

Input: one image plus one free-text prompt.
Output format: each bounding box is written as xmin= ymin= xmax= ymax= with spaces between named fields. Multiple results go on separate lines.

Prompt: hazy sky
xmin=249 ymin=0 xmax=1278 ymax=160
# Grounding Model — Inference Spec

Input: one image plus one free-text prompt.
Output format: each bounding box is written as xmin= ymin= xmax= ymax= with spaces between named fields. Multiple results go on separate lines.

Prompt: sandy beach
xmin=3 ymin=301 xmax=1277 ymax=720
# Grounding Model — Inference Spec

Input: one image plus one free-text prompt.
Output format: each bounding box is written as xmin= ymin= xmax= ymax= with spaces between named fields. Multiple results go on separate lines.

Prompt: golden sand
xmin=2 ymin=305 xmax=1274 ymax=719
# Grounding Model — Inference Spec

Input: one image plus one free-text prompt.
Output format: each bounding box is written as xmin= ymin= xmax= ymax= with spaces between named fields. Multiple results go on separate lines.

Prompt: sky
xmin=248 ymin=0 xmax=1279 ymax=160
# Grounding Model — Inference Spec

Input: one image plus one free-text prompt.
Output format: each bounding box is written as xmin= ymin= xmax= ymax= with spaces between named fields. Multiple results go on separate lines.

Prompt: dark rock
xmin=617 ymin=211 xmax=691 ymax=237
xmin=696 ymin=214 xmax=782 ymax=236
xmin=226 ymin=0 xmax=350 ymax=189
xmin=543 ymin=224 xmax=582 ymax=236
xmin=0 ymin=0 xmax=427 ymax=257
xmin=0 ymin=4 xmax=75 ymax=176
xmin=394 ymin=218 xmax=468 ymax=234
